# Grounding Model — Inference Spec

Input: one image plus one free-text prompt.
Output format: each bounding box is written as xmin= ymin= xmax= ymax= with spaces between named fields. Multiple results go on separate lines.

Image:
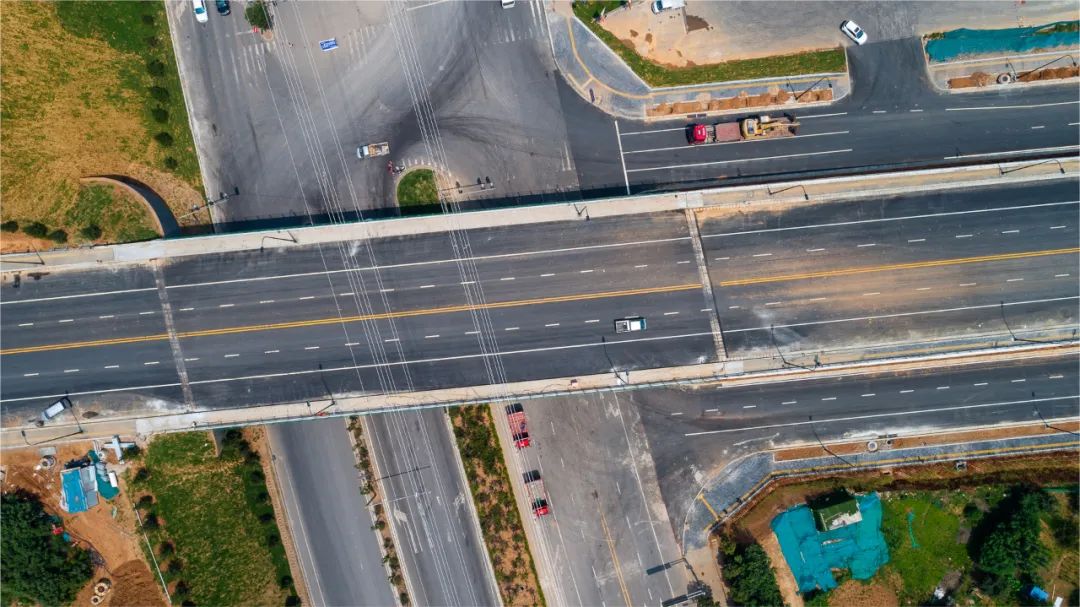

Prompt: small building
xmin=59 ymin=466 xmax=99 ymax=514
xmin=810 ymin=490 xmax=862 ymax=532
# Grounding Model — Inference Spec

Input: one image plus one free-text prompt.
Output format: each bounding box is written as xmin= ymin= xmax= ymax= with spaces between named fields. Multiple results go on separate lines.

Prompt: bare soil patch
xmin=828 ymin=578 xmax=898 ymax=607
xmin=647 ymin=87 xmax=830 ymax=117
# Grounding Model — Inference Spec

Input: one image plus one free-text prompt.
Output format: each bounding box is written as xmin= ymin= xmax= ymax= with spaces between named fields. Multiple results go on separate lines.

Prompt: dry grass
xmin=0 ymin=1 xmax=203 ymax=249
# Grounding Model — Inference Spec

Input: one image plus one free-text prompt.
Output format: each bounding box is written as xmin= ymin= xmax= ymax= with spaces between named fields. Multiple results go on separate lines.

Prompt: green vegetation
xmin=1037 ymin=21 xmax=1080 ymax=35
xmin=881 ymin=493 xmax=972 ymax=604
xmin=396 ymin=169 xmax=441 ymax=215
xmin=451 ymin=405 xmax=546 ymax=606
xmin=1 ymin=220 xmax=18 ymax=232
xmin=717 ymin=536 xmax=785 ymax=607
xmin=67 ymin=184 xmax=159 ymax=243
xmin=129 ymin=430 xmax=297 ymax=606
xmin=972 ymin=486 xmax=1058 ymax=600
xmin=0 ymin=492 xmax=94 ymax=606
xmin=245 ymin=0 xmax=272 ymax=30
xmin=571 ymin=1 xmax=846 ymax=87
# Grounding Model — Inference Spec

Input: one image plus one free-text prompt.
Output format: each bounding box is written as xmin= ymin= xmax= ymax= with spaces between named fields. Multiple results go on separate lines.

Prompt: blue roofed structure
xmin=59 ymin=466 xmax=99 ymax=514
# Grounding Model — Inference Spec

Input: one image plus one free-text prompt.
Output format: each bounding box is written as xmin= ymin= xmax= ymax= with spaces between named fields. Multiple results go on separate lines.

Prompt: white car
xmin=841 ymin=20 xmax=867 ymax=45
xmin=501 ymin=0 xmax=515 ymax=7
xmin=193 ymin=0 xmax=209 ymax=23
xmin=614 ymin=317 xmax=647 ymax=333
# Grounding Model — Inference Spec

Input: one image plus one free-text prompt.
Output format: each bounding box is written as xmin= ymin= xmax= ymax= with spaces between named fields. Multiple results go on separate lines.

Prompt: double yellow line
xmin=719 ymin=247 xmax=1080 ymax=287
xmin=0 ymin=283 xmax=701 ymax=356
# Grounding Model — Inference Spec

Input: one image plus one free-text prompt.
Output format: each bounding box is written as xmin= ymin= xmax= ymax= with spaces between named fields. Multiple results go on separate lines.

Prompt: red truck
xmin=687 ymin=114 xmax=799 ymax=144
xmin=523 ymin=470 xmax=550 ymax=517
xmin=504 ymin=403 xmax=531 ymax=448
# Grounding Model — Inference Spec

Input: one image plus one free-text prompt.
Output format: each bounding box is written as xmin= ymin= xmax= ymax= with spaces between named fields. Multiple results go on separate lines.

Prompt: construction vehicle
xmin=356 ymin=142 xmax=390 ymax=159
xmin=505 ymin=403 xmax=531 ymax=449
xmin=523 ymin=470 xmax=550 ymax=517
xmin=686 ymin=114 xmax=799 ymax=144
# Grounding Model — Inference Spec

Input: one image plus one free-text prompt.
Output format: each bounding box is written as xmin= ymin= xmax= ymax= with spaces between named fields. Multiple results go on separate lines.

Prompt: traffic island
xmin=395 ymin=168 xmax=441 ymax=216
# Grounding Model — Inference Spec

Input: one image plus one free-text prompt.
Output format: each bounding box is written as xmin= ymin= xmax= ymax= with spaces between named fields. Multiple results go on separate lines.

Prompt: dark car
xmin=215 ymin=0 xmax=230 ymax=15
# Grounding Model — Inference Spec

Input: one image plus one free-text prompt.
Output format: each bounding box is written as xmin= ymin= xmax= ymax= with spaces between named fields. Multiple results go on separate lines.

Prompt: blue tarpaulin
xmin=771 ymin=493 xmax=890 ymax=593
xmin=926 ymin=22 xmax=1079 ymax=62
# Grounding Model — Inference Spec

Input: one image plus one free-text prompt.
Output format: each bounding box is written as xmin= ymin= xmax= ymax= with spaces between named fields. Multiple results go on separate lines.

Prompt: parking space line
xmin=614 ymin=120 xmax=631 ymax=195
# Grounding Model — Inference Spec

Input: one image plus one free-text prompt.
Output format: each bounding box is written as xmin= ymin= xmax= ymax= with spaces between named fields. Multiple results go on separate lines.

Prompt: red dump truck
xmin=523 ymin=470 xmax=550 ymax=517
xmin=687 ymin=114 xmax=800 ymax=144
xmin=505 ymin=403 xmax=530 ymax=449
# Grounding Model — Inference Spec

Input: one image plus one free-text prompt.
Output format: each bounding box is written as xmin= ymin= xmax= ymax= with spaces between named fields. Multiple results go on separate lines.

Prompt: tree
xmin=80 ymin=224 xmax=103 ymax=240
xmin=146 ymin=59 xmax=166 ymax=77
xmin=976 ymin=488 xmax=1053 ymax=597
xmin=151 ymin=107 xmax=169 ymax=123
xmin=48 ymin=229 xmax=68 ymax=244
xmin=723 ymin=542 xmax=785 ymax=607
xmin=154 ymin=132 xmax=174 ymax=147
xmin=245 ymin=0 xmax=272 ymax=30
xmin=148 ymin=86 xmax=170 ymax=102
xmin=0 ymin=492 xmax=93 ymax=605
xmin=0 ymin=220 xmax=17 ymax=232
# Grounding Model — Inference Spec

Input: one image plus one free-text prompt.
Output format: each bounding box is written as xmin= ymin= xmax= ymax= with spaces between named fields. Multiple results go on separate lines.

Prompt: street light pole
xmin=808 ymin=415 xmax=855 ymax=468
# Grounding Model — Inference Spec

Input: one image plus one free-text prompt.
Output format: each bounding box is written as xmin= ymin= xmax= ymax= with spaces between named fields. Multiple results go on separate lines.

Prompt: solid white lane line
xmin=945 ymin=100 xmax=1080 ymax=111
xmin=703 ymin=201 xmax=1078 ymax=237
xmin=622 ymin=131 xmax=851 ymax=155
xmin=58 ymin=319 xmax=75 ymax=323
xmin=225 ymin=353 xmax=240 ymax=358
xmin=944 ymin=145 xmax=1080 ymax=159
xmin=619 ymin=126 xmax=688 ymax=135
xmin=626 ymin=149 xmax=852 ymax=173
xmin=615 ymin=120 xmax=631 ymax=195
xmin=684 ymin=395 xmax=1079 ymax=436
xmin=304 ymin=346 xmax=320 ymax=350
xmin=800 ymin=112 xmax=848 ymax=119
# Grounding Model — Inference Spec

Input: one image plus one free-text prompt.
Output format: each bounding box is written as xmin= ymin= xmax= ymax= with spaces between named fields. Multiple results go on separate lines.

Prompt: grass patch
xmin=128 ymin=431 xmax=297 ymax=606
xmin=880 ymin=494 xmax=972 ymax=604
xmin=396 ymin=169 xmax=440 ymax=215
xmin=450 ymin=406 xmax=545 ymax=606
xmin=571 ymin=1 xmax=846 ymax=87
xmin=1 ymin=0 xmax=203 ymax=248
xmin=66 ymin=184 xmax=159 ymax=243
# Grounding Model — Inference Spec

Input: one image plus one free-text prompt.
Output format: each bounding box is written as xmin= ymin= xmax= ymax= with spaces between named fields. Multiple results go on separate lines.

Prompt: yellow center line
xmin=597 ymin=501 xmax=634 ymax=607
xmin=719 ymin=247 xmax=1080 ymax=287
xmin=0 ymin=283 xmax=702 ymax=356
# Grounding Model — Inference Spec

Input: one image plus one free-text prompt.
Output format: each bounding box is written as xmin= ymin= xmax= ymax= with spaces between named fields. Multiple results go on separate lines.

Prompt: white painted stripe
xmin=299 ymin=295 xmax=316 ymax=300
xmin=799 ymin=112 xmax=848 ymax=119
xmin=782 ymin=401 xmax=797 ymax=405
xmin=99 ymin=315 xmax=116 ymax=319
xmin=17 ymin=323 xmax=33 ymax=327
xmin=58 ymin=319 xmax=75 ymax=323
xmin=623 ymin=131 xmax=850 ymax=155
xmin=545 ymin=323 xmax=561 ymax=327
xmin=23 ymin=373 xmax=39 ymax=377
xmin=626 ymin=149 xmax=852 ymax=173
xmin=105 ymin=365 xmax=120 ymax=369
xmin=945 ymin=100 xmax=1080 ymax=111
xmin=585 ymin=319 xmax=600 ymax=323
xmin=664 ymin=311 xmax=680 ymax=315
xmin=619 ymin=126 xmax=689 ymax=135
xmin=425 ymin=335 xmax=440 ymax=339
xmin=384 ymin=338 xmax=399 ymax=343
xmin=337 ymin=292 xmax=354 ymax=297
xmin=505 ymin=327 xmax=519 ymax=331
xmin=944 ymin=145 xmax=1079 ymax=160
xmin=304 ymin=346 xmax=320 ymax=350
xmin=264 ymin=350 xmax=280 ymax=354
xmin=64 ymin=369 xmax=79 ymax=373
xmin=219 ymin=303 xmax=235 ymax=308
xmin=225 ymin=353 xmax=240 ymax=358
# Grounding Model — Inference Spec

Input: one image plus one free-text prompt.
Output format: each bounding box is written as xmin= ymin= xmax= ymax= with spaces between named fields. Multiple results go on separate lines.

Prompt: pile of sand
xmin=647 ymin=86 xmax=829 ymax=117
xmin=1018 ymin=65 xmax=1080 ymax=82
xmin=948 ymin=71 xmax=995 ymax=88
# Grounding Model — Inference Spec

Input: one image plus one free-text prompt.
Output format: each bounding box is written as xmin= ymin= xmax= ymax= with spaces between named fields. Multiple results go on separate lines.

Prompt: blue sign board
xmin=319 ymin=38 xmax=338 ymax=52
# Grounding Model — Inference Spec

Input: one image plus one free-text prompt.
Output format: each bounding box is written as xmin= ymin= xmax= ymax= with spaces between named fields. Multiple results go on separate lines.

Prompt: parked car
xmin=840 ymin=20 xmax=868 ymax=45
xmin=652 ymin=0 xmax=685 ymax=13
xmin=501 ymin=0 xmax=516 ymax=8
xmin=216 ymin=0 xmax=231 ymax=16
xmin=38 ymin=397 xmax=71 ymax=425
xmin=192 ymin=0 xmax=209 ymax=23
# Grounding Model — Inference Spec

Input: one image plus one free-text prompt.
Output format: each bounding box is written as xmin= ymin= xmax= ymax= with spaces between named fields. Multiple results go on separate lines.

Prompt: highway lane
xmin=698 ymin=178 xmax=1080 ymax=356
xmin=633 ymin=351 xmax=1080 ymax=537
xmin=365 ymin=408 xmax=500 ymax=607
xmin=267 ymin=419 xmax=397 ymax=607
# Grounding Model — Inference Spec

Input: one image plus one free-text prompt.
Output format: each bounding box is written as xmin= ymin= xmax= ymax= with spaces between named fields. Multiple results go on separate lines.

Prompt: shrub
xmin=225 ymin=428 xmax=242 ymax=441
xmin=722 ymin=541 xmax=784 ymax=607
xmin=154 ymin=132 xmax=174 ymax=147
xmin=250 ymin=470 xmax=265 ymax=482
xmin=79 ymin=224 xmax=102 ymax=241
xmin=137 ymin=495 xmax=155 ymax=509
xmin=23 ymin=222 xmax=47 ymax=238
xmin=259 ymin=512 xmax=275 ymax=523
xmin=149 ymin=86 xmax=170 ymax=102
xmin=163 ymin=157 xmax=179 ymax=170
xmin=280 ymin=575 xmax=293 ymax=588
xmin=400 ymin=591 xmax=410 ymax=605
xmin=167 ymin=559 xmax=183 ymax=574
xmin=1 ymin=220 xmax=18 ymax=232
xmin=173 ymin=580 xmax=190 ymax=597
xmin=158 ymin=541 xmax=174 ymax=557
xmin=245 ymin=0 xmax=272 ymax=30
xmin=141 ymin=14 xmax=154 ymax=25
xmin=266 ymin=533 xmax=280 ymax=547
xmin=142 ymin=513 xmax=159 ymax=529
xmin=124 ymin=444 xmax=143 ymax=459
xmin=145 ymin=36 xmax=159 ymax=48
xmin=285 ymin=595 xmax=301 ymax=607
xmin=256 ymin=491 xmax=270 ymax=504
xmin=151 ymin=107 xmax=169 ymax=123
xmin=134 ymin=468 xmax=151 ymax=483
xmin=146 ymin=60 xmax=166 ymax=77
xmin=47 ymin=230 xmax=68 ymax=244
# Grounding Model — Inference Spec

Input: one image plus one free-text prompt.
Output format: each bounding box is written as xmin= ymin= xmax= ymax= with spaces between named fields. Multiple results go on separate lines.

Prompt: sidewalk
xmin=926 ymin=46 xmax=1080 ymax=92
xmin=546 ymin=2 xmax=848 ymax=120
xmin=4 ymin=156 xmax=1075 ymax=273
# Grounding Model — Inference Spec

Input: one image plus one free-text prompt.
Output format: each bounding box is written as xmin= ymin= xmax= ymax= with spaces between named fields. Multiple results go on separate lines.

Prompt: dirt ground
xmin=1 ymin=440 xmax=166 ymax=607
xmin=828 ymin=578 xmax=899 ymax=607
xmin=949 ymin=66 xmax=1079 ymax=88
xmin=646 ymin=87 xmax=832 ymax=117
xmin=774 ymin=420 xmax=1080 ymax=461
xmin=759 ymin=531 xmax=804 ymax=607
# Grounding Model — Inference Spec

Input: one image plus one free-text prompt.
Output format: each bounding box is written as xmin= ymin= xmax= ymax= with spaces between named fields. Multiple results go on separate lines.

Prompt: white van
xmin=40 ymin=397 xmax=71 ymax=423
xmin=652 ymin=0 xmax=685 ymax=14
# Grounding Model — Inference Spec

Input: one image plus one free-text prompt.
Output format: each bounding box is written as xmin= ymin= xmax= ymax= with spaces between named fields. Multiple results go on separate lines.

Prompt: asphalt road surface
xmin=581 ymin=41 xmax=1080 ymax=195
xmin=170 ymin=0 xmax=577 ymax=224
xmin=2 ymin=179 xmax=1076 ymax=422
xmin=635 ymin=351 xmax=1080 ymax=538
xmin=364 ymin=407 xmax=500 ymax=607
xmin=267 ymin=419 xmax=396 ymax=607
